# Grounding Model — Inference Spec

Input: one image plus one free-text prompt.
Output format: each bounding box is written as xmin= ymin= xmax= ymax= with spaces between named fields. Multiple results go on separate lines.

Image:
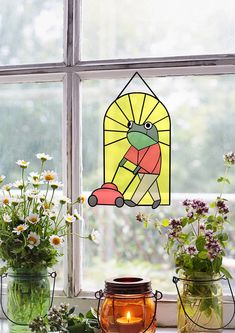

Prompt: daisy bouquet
xmin=0 ymin=153 xmax=96 ymax=274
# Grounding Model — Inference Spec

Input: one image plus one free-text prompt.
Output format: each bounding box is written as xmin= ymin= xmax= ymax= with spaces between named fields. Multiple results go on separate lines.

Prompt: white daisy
xmin=89 ymin=229 xmax=100 ymax=244
xmin=42 ymin=170 xmax=57 ymax=182
xmin=2 ymin=183 xmax=13 ymax=192
xmin=64 ymin=214 xmax=76 ymax=224
xmin=77 ymin=195 xmax=86 ymax=204
xmin=42 ymin=201 xmax=54 ymax=211
xmin=29 ymin=178 xmax=43 ymax=187
xmin=73 ymin=209 xmax=82 ymax=220
xmin=43 ymin=210 xmax=56 ymax=220
xmin=38 ymin=195 xmax=46 ymax=202
xmin=29 ymin=172 xmax=40 ymax=180
xmin=59 ymin=196 xmax=71 ymax=205
xmin=2 ymin=197 xmax=10 ymax=205
xmin=3 ymin=213 xmax=11 ymax=223
xmin=36 ymin=153 xmax=53 ymax=161
xmin=49 ymin=235 xmax=64 ymax=248
xmin=50 ymin=181 xmax=63 ymax=190
xmin=26 ymin=213 xmax=40 ymax=225
xmin=16 ymin=160 xmax=30 ymax=168
xmin=13 ymin=224 xmax=28 ymax=235
xmin=26 ymin=190 xmax=39 ymax=200
xmin=27 ymin=232 xmax=40 ymax=249
xmin=11 ymin=197 xmax=23 ymax=206
xmin=13 ymin=180 xmax=24 ymax=189
xmin=0 ymin=175 xmax=6 ymax=183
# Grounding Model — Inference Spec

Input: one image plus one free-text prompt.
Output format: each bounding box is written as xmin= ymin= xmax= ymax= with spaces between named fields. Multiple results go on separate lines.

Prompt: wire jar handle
xmin=0 ymin=271 xmax=57 ymax=326
xmin=173 ymin=275 xmax=235 ymax=330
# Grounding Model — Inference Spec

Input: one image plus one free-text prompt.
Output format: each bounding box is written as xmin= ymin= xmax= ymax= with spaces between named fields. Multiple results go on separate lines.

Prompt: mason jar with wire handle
xmin=95 ymin=277 xmax=163 ymax=333
xmin=173 ymin=273 xmax=235 ymax=333
xmin=0 ymin=269 xmax=57 ymax=329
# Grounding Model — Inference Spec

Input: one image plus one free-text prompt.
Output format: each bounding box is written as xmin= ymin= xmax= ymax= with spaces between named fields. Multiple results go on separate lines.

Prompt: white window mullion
xmin=64 ymin=0 xmax=75 ymax=66
xmin=63 ymin=72 xmax=74 ymax=296
xmin=72 ymin=73 xmax=83 ymax=296
xmin=74 ymin=0 xmax=82 ymax=65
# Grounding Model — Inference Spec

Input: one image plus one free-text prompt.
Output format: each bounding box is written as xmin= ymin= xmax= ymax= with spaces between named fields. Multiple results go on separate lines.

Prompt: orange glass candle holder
xmin=95 ymin=277 xmax=163 ymax=333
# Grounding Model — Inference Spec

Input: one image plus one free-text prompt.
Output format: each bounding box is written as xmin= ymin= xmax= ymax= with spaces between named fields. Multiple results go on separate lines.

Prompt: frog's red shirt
xmin=124 ymin=143 xmax=161 ymax=174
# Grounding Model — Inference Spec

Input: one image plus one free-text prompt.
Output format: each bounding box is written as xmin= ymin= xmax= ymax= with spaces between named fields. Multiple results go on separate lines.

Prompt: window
xmin=1 ymin=0 xmax=235 ymax=327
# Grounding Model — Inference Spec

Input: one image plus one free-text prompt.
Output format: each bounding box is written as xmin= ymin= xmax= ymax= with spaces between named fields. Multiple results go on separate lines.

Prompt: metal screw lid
xmin=104 ymin=277 xmax=152 ymax=295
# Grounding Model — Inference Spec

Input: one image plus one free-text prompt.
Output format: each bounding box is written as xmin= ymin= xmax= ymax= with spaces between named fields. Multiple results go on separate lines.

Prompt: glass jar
xmin=7 ymin=268 xmax=50 ymax=329
xmin=96 ymin=277 xmax=162 ymax=333
xmin=175 ymin=273 xmax=223 ymax=333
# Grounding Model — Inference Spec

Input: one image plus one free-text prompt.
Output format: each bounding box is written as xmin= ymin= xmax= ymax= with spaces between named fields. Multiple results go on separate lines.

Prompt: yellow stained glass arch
xmin=88 ymin=73 xmax=171 ymax=209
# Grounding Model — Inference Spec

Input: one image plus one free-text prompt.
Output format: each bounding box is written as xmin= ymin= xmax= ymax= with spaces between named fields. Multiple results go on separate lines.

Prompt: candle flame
xmin=127 ymin=311 xmax=131 ymax=323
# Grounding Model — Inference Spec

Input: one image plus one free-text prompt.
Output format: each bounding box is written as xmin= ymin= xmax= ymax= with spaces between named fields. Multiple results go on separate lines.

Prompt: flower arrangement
xmin=0 ymin=153 xmax=97 ymax=274
xmin=137 ymin=152 xmax=235 ymax=278
xmin=136 ymin=152 xmax=235 ymax=331
xmin=29 ymin=303 xmax=99 ymax=333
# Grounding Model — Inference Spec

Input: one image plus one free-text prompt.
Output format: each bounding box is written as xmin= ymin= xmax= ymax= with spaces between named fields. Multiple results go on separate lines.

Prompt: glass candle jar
xmin=95 ymin=277 xmax=162 ymax=333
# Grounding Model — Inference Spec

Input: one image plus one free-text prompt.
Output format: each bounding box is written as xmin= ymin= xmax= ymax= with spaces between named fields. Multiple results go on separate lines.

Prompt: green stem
xmin=21 ymin=168 xmax=26 ymax=218
xmin=45 ymin=182 xmax=49 ymax=201
xmin=49 ymin=188 xmax=55 ymax=206
xmin=219 ymin=166 xmax=229 ymax=199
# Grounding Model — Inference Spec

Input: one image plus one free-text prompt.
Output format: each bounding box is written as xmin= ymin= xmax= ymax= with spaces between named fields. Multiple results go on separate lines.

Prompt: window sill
xmin=1 ymin=320 xmax=235 ymax=333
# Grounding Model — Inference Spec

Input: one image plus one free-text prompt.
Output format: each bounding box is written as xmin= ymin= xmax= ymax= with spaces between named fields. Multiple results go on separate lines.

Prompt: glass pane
xmin=82 ymin=75 xmax=235 ymax=292
xmin=82 ymin=0 xmax=235 ymax=60
xmin=0 ymin=0 xmax=63 ymax=65
xmin=0 ymin=82 xmax=64 ymax=288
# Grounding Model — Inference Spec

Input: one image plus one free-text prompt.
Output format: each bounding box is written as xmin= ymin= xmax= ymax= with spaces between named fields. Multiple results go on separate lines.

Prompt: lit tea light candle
xmin=117 ymin=311 xmax=143 ymax=333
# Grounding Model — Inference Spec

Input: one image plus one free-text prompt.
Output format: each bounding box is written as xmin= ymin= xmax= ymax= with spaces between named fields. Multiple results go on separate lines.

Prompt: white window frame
xmin=1 ymin=0 xmax=235 ymax=327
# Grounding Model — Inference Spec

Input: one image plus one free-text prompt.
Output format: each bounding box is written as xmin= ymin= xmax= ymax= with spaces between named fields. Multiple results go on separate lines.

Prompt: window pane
xmin=82 ymin=76 xmax=235 ymax=292
xmin=82 ymin=0 xmax=235 ymax=60
xmin=0 ymin=81 xmax=64 ymax=288
xmin=0 ymin=0 xmax=63 ymax=65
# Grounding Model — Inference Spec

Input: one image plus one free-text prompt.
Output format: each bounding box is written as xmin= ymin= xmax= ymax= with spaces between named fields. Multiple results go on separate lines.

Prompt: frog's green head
xmin=127 ymin=121 xmax=159 ymax=150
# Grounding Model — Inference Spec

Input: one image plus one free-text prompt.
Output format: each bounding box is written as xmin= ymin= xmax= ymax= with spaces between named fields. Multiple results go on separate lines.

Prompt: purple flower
xmin=216 ymin=199 xmax=229 ymax=215
xmin=186 ymin=246 xmax=198 ymax=256
xmin=136 ymin=213 xmax=146 ymax=223
xmin=183 ymin=199 xmax=191 ymax=206
xmin=187 ymin=211 xmax=194 ymax=218
xmin=183 ymin=199 xmax=209 ymax=216
xmin=169 ymin=218 xmax=182 ymax=228
xmin=205 ymin=230 xmax=222 ymax=261
xmin=223 ymin=152 xmax=235 ymax=166
xmin=168 ymin=218 xmax=182 ymax=239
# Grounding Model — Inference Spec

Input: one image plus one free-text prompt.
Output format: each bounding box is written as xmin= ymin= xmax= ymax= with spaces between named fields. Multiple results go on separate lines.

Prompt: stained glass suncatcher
xmin=88 ymin=73 xmax=171 ymax=209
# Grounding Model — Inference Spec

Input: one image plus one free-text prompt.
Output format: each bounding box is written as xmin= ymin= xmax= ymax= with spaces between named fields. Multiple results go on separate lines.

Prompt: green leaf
xmin=212 ymin=256 xmax=222 ymax=272
xmin=143 ymin=221 xmax=148 ymax=228
xmin=217 ymin=176 xmax=230 ymax=184
xmin=221 ymin=233 xmax=228 ymax=241
xmin=196 ymin=236 xmax=206 ymax=251
xmin=210 ymin=202 xmax=216 ymax=208
xmin=68 ymin=306 xmax=76 ymax=315
xmin=162 ymin=218 xmax=169 ymax=227
xmin=207 ymin=215 xmax=215 ymax=223
xmin=216 ymin=216 xmax=223 ymax=224
xmin=86 ymin=308 xmax=97 ymax=320
xmin=198 ymin=251 xmax=208 ymax=259
xmin=220 ymin=266 xmax=233 ymax=279
xmin=181 ymin=217 xmax=188 ymax=227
